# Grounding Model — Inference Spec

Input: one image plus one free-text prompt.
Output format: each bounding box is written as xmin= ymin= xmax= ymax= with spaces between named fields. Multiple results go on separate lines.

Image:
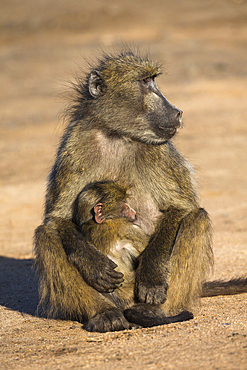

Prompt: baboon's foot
xmin=84 ymin=308 xmax=131 ymax=332
xmin=124 ymin=303 xmax=193 ymax=327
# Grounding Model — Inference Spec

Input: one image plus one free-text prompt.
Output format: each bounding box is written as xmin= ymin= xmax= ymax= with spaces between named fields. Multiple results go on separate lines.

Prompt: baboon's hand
xmin=135 ymin=276 xmax=168 ymax=305
xmin=83 ymin=251 xmax=124 ymax=293
xmin=135 ymin=259 xmax=168 ymax=305
xmin=72 ymin=241 xmax=124 ymax=293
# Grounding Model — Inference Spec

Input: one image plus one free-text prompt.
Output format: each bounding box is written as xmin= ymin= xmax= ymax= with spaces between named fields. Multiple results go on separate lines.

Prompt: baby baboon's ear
xmin=89 ymin=70 xmax=105 ymax=98
xmin=94 ymin=203 xmax=105 ymax=223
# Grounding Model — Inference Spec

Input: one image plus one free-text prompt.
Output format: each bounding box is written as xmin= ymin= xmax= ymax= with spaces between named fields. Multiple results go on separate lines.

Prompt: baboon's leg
xmin=163 ymin=208 xmax=213 ymax=314
xmin=34 ymin=225 xmax=130 ymax=332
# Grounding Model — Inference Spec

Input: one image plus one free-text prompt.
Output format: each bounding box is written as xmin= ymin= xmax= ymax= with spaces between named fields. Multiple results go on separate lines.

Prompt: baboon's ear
xmin=88 ymin=70 xmax=105 ymax=98
xmin=94 ymin=203 xmax=105 ymax=223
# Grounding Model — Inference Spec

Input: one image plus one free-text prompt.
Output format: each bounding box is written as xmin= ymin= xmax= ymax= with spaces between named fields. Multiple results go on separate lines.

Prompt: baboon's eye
xmin=143 ymin=78 xmax=150 ymax=84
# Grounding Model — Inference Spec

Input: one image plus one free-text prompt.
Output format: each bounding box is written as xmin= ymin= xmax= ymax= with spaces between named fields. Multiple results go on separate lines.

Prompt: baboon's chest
xmin=94 ymin=132 xmax=164 ymax=234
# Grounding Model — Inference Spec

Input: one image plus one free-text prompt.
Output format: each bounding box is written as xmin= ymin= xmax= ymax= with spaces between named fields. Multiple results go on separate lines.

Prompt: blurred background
xmin=0 ymin=0 xmax=247 ymax=278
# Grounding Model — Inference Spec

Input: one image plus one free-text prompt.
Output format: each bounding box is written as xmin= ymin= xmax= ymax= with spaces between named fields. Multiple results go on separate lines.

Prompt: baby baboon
xmin=74 ymin=181 xmax=147 ymax=302
xmin=74 ymin=181 xmax=145 ymax=291
xmin=34 ymin=49 xmax=247 ymax=332
xmin=74 ymin=180 xmax=193 ymax=330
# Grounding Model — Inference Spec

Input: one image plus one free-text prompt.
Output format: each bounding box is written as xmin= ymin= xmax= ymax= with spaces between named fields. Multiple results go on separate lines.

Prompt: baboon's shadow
xmin=0 ymin=256 xmax=38 ymax=316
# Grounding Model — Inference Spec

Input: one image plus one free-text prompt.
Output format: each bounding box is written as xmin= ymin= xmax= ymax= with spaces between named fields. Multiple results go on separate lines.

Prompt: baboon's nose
xmin=176 ymin=109 xmax=183 ymax=128
xmin=176 ymin=109 xmax=183 ymax=119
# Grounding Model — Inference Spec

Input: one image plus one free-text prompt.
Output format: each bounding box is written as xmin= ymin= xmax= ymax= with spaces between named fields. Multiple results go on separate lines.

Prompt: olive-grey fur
xmin=34 ymin=50 xmax=246 ymax=332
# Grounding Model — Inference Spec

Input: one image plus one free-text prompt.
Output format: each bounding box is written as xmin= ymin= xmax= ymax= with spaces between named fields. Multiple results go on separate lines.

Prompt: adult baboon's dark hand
xmin=135 ymin=274 xmax=168 ymax=305
xmin=81 ymin=246 xmax=124 ymax=293
xmin=69 ymin=238 xmax=124 ymax=293
xmin=134 ymin=255 xmax=168 ymax=305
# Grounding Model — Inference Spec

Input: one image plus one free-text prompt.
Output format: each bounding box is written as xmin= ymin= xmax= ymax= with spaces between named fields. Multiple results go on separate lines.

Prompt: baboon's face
xmin=94 ymin=200 xmax=136 ymax=224
xmin=137 ymin=76 xmax=183 ymax=143
xmin=88 ymin=53 xmax=183 ymax=144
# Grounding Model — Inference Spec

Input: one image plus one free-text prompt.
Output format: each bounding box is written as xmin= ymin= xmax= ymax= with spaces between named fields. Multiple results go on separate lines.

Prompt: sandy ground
xmin=0 ymin=0 xmax=247 ymax=368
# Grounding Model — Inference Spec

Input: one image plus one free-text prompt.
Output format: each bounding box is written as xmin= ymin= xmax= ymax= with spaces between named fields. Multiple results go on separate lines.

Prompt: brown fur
xmin=74 ymin=181 xmax=193 ymax=330
xmin=75 ymin=181 xmax=148 ymax=309
xmin=34 ymin=50 xmax=246 ymax=332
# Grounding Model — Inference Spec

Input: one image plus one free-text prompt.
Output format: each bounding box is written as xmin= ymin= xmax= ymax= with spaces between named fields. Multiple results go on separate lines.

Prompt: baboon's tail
xmin=124 ymin=303 xmax=193 ymax=328
xmin=202 ymin=277 xmax=247 ymax=297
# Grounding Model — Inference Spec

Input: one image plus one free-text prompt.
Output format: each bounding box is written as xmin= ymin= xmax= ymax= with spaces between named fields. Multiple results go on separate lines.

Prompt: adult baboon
xmin=34 ymin=50 xmax=247 ymax=332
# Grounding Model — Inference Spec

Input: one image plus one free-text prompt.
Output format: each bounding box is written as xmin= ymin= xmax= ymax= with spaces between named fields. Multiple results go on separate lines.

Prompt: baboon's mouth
xmin=161 ymin=127 xmax=175 ymax=137
xmin=168 ymin=121 xmax=183 ymax=137
xmin=169 ymin=128 xmax=177 ymax=135
xmin=158 ymin=126 xmax=177 ymax=139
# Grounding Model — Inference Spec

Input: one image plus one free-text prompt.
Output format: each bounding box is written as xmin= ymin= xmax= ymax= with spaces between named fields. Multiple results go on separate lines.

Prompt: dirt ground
xmin=0 ymin=0 xmax=247 ymax=368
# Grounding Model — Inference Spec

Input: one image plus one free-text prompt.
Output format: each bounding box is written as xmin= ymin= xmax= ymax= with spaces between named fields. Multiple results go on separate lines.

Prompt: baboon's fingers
xmin=101 ymin=267 xmax=124 ymax=285
xmin=105 ymin=267 xmax=124 ymax=280
xmin=145 ymin=286 xmax=167 ymax=305
xmin=84 ymin=308 xmax=131 ymax=332
xmin=93 ymin=273 xmax=124 ymax=293
xmin=107 ymin=259 xmax=118 ymax=270
xmin=135 ymin=282 xmax=167 ymax=305
xmin=97 ymin=255 xmax=124 ymax=282
xmin=93 ymin=282 xmax=115 ymax=293
xmin=94 ymin=282 xmax=120 ymax=293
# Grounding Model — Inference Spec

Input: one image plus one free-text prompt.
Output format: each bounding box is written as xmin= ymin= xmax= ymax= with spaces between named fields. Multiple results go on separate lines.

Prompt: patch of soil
xmin=0 ymin=0 xmax=247 ymax=368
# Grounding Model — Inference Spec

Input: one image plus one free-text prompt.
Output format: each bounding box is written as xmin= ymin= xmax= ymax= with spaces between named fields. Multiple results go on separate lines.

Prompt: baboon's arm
xmin=135 ymin=207 xmax=186 ymax=305
xmin=135 ymin=206 xmax=213 ymax=307
xmin=47 ymin=217 xmax=124 ymax=293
